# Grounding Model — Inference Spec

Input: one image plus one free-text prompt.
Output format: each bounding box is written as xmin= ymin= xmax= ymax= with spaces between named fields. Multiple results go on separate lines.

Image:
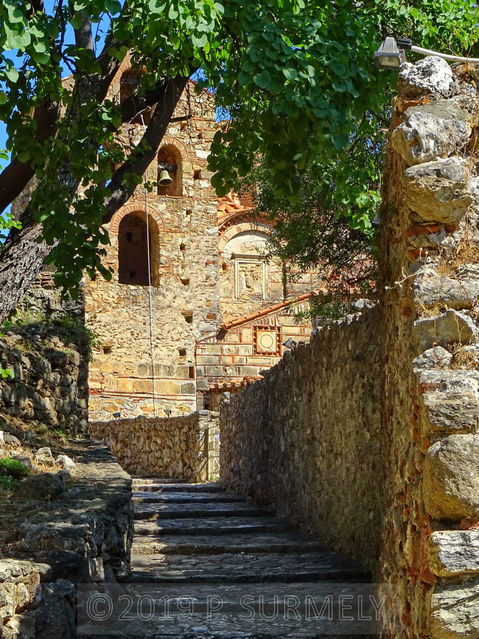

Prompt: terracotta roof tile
xmin=220 ymin=290 xmax=325 ymax=332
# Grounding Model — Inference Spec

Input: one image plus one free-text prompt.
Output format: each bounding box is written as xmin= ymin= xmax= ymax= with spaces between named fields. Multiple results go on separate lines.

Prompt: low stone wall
xmin=0 ymin=441 xmax=133 ymax=638
xmin=90 ymin=410 xmax=220 ymax=481
xmin=221 ymin=307 xmax=382 ymax=571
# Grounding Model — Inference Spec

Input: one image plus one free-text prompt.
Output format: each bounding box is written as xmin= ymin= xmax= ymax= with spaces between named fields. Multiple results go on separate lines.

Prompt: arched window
xmin=157 ymin=145 xmax=182 ymax=196
xmin=120 ymin=68 xmax=150 ymax=125
xmin=118 ymin=213 xmax=157 ymax=286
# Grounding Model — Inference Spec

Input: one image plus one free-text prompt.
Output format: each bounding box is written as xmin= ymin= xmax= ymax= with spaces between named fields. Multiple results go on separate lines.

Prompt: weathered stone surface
xmin=431 ymin=579 xmax=479 ymax=639
xmin=414 ymin=265 xmax=479 ymax=309
xmin=413 ymin=346 xmax=452 ymax=370
xmin=0 ymin=560 xmax=42 ymax=639
xmin=392 ymin=100 xmax=472 ymax=165
xmin=20 ymin=473 xmax=65 ymax=500
xmin=424 ymin=434 xmax=479 ymax=520
xmin=404 ymin=158 xmax=472 ymax=224
xmin=399 ymin=56 xmax=455 ymax=97
xmin=414 ymin=309 xmax=476 ymax=351
xmin=55 ymin=454 xmax=75 ymax=471
xmin=89 ymin=411 xmax=219 ymax=482
xmin=34 ymin=447 xmax=55 ymax=466
xmin=418 ymin=369 xmax=479 ymax=432
xmin=0 ymin=321 xmax=88 ymax=432
xmin=429 ymin=530 xmax=479 ymax=576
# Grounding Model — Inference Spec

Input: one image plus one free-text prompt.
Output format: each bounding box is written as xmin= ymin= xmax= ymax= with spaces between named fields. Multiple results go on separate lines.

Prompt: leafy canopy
xmin=0 ymin=0 xmax=478 ymax=288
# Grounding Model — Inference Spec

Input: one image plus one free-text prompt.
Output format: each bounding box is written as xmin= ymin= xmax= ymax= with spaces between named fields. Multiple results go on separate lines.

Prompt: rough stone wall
xmin=221 ymin=307 xmax=383 ymax=571
xmin=0 ymin=441 xmax=133 ymax=638
xmin=0 ymin=323 xmax=89 ymax=434
xmin=221 ymin=57 xmax=479 ymax=638
xmin=90 ymin=410 xmax=220 ymax=481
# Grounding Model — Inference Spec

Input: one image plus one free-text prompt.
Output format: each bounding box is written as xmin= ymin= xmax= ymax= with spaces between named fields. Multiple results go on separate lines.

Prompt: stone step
xmin=129 ymin=551 xmax=369 ymax=584
xmin=133 ymin=516 xmax=287 ymax=536
xmin=78 ymin=582 xmax=379 ymax=638
xmin=131 ymin=531 xmax=329 ymax=555
xmin=132 ymin=482 xmax=223 ymax=493
xmin=134 ymin=501 xmax=272 ymax=521
xmin=133 ymin=491 xmax=243 ymax=504
xmin=131 ymin=476 xmax=188 ymax=482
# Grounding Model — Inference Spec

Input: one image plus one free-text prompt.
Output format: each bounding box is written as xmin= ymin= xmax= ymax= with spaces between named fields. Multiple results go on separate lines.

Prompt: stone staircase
xmin=79 ymin=478 xmax=377 ymax=637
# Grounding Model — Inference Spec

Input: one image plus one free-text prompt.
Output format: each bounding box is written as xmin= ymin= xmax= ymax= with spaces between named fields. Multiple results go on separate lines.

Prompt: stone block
xmin=424 ymin=434 xmax=479 ymax=520
xmin=118 ymin=378 xmax=135 ymax=392
xmin=404 ymin=157 xmax=472 ymax=224
xmin=413 ymin=346 xmax=452 ymax=370
xmin=241 ymin=328 xmax=253 ymax=343
xmin=132 ymin=379 xmax=154 ymax=393
xmin=155 ymin=381 xmax=181 ymax=395
xmin=431 ymin=579 xmax=479 ymax=639
xmin=414 ymin=310 xmax=476 ymax=351
xmin=429 ymin=530 xmax=479 ymax=576
xmin=392 ymin=99 xmax=471 ymax=166
xmin=398 ymin=56 xmax=454 ymax=98
xmin=414 ymin=266 xmax=479 ymax=310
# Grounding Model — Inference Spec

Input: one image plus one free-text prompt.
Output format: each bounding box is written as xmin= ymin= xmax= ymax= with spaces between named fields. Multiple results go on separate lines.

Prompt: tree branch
xmin=104 ymin=75 xmax=189 ymax=221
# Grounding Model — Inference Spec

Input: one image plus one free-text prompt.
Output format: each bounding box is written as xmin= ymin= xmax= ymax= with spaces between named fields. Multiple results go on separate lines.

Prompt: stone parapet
xmin=90 ymin=410 xmax=220 ymax=482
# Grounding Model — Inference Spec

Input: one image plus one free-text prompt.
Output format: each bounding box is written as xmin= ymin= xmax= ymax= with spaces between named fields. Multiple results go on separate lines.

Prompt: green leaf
xmin=0 ymin=91 xmax=7 ymax=105
xmin=253 ymin=70 xmax=272 ymax=90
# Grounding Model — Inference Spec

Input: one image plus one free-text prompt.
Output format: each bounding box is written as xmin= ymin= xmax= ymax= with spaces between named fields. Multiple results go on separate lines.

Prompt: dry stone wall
xmin=0 ymin=286 xmax=89 ymax=433
xmin=0 ymin=442 xmax=133 ymax=638
xmin=221 ymin=57 xmax=479 ymax=639
xmin=221 ymin=306 xmax=383 ymax=571
xmin=90 ymin=410 xmax=220 ymax=481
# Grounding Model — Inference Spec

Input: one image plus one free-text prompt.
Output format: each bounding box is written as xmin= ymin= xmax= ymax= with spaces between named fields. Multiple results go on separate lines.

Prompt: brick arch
xmin=219 ymin=221 xmax=274 ymax=255
xmin=109 ymin=204 xmax=161 ymax=235
xmin=159 ymin=136 xmax=188 ymax=159
xmin=111 ymin=207 xmax=161 ymax=287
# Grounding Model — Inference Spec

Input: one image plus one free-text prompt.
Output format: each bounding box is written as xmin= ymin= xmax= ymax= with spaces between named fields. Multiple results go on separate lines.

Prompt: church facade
xmin=85 ymin=61 xmax=320 ymax=420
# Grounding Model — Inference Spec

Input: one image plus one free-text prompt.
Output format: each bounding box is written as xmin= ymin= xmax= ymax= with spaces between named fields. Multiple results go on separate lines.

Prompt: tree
xmin=0 ymin=0 xmax=477 ymax=322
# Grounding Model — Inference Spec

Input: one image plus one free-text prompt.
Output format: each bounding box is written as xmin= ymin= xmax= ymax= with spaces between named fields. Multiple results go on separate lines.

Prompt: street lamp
xmin=374 ymin=36 xmax=479 ymax=70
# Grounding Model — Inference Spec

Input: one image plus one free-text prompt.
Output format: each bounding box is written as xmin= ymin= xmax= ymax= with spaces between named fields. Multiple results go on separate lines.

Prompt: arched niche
xmin=157 ymin=145 xmax=182 ymax=196
xmin=118 ymin=212 xmax=159 ymax=286
xmin=120 ymin=67 xmax=151 ymax=125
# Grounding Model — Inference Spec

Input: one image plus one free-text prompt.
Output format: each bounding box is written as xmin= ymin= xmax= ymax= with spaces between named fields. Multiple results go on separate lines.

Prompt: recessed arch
xmin=118 ymin=211 xmax=159 ymax=286
xmin=158 ymin=145 xmax=182 ymax=196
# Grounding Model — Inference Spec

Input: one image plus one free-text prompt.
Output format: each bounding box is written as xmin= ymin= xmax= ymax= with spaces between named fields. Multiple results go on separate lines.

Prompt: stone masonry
xmin=85 ymin=59 xmax=320 ymax=422
xmin=221 ymin=57 xmax=479 ymax=639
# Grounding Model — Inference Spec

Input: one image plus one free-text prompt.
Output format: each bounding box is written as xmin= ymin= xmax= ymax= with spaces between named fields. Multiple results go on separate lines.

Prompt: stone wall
xmin=0 ymin=292 xmax=89 ymax=433
xmin=0 ymin=441 xmax=133 ymax=638
xmin=221 ymin=57 xmax=479 ymax=638
xmin=221 ymin=305 xmax=383 ymax=570
xmin=90 ymin=410 xmax=220 ymax=481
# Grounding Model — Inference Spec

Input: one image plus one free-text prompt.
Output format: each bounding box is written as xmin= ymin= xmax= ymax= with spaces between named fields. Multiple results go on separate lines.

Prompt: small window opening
xmin=180 ymin=277 xmax=190 ymax=286
xmin=103 ymin=345 xmax=112 ymax=355
xmin=193 ymin=169 xmax=202 ymax=180
xmin=189 ymin=366 xmax=195 ymax=379
xmin=178 ymin=348 xmax=187 ymax=357
xmin=182 ymin=311 xmax=193 ymax=324
xmin=180 ymin=243 xmax=186 ymax=252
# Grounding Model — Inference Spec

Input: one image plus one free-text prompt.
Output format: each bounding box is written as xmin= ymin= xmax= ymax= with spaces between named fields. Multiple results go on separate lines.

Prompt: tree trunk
xmin=0 ymin=222 xmax=52 ymax=322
